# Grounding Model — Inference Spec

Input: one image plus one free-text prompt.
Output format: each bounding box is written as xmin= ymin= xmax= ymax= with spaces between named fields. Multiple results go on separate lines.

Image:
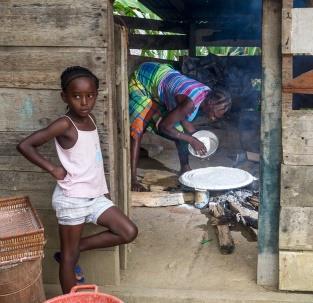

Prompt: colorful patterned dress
xmin=129 ymin=62 xmax=211 ymax=139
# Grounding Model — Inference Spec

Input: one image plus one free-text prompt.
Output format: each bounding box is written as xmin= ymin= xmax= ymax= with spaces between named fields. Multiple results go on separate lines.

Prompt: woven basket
xmin=0 ymin=196 xmax=45 ymax=266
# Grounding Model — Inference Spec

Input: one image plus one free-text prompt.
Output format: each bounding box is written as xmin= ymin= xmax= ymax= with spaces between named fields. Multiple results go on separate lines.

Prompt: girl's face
xmin=61 ymin=76 xmax=98 ymax=118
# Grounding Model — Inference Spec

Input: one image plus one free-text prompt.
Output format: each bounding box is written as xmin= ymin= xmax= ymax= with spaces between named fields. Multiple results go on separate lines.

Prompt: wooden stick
xmin=209 ymin=203 xmax=235 ymax=254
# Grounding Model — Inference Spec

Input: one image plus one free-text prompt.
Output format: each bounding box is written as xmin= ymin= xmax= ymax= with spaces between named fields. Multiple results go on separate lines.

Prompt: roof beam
xmin=114 ymin=15 xmax=187 ymax=33
xmin=138 ymin=0 xmax=183 ymax=20
xmin=129 ymin=34 xmax=188 ymax=50
xmin=168 ymin=0 xmax=185 ymax=14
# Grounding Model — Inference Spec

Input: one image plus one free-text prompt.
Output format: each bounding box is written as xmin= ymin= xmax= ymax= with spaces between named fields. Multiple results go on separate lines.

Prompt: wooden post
xmin=188 ymin=22 xmax=197 ymax=57
xmin=257 ymin=0 xmax=282 ymax=286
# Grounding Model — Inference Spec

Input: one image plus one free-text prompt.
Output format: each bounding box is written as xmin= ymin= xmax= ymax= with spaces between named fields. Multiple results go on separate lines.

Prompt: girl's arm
xmin=158 ymin=97 xmax=207 ymax=156
xmin=17 ymin=118 xmax=70 ymax=180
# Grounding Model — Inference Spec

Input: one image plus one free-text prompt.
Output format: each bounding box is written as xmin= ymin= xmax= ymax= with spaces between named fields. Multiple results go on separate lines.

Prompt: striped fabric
xmin=129 ymin=62 xmax=211 ymax=139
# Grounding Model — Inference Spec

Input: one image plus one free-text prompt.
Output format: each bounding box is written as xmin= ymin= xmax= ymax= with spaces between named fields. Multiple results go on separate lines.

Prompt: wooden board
xmin=0 ymin=190 xmax=53 ymax=210
xmin=114 ymin=24 xmax=130 ymax=270
xmin=0 ymin=48 xmax=107 ymax=89
xmin=0 ymin=171 xmax=55 ymax=191
xmin=0 ymin=131 xmax=111 ymax=170
xmin=281 ymin=164 xmax=313 ymax=207
xmin=0 ymin=88 xmax=107 ymax=131
xmin=279 ymin=251 xmax=313 ymax=291
xmin=282 ymin=8 xmax=313 ymax=55
xmin=282 ymin=55 xmax=293 ymax=112
xmin=141 ymin=170 xmax=179 ymax=189
xmin=0 ymin=155 xmax=59 ymax=172
xmin=282 ymin=111 xmax=313 ymax=165
xmin=131 ymin=191 xmax=194 ymax=207
xmin=0 ymin=170 xmax=111 ymax=191
xmin=283 ymin=70 xmax=313 ymax=94
xmin=0 ymin=0 xmax=107 ymax=47
xmin=280 ymin=207 xmax=313 ymax=250
xmin=282 ymin=9 xmax=292 ymax=54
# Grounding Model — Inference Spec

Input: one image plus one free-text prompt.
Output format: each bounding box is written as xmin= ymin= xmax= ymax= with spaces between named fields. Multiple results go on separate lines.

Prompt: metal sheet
xmin=179 ymin=166 xmax=256 ymax=190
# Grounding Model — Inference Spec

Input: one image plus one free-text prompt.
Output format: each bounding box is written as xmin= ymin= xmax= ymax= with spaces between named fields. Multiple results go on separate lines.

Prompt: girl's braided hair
xmin=60 ymin=66 xmax=99 ymax=91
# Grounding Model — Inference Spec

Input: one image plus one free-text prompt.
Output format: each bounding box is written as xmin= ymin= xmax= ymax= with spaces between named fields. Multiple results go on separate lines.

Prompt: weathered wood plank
xmin=0 ymin=48 xmax=107 ymax=89
xmin=279 ymin=251 xmax=313 ymax=291
xmin=129 ymin=34 xmax=188 ymax=50
xmin=257 ymin=0 xmax=281 ymax=287
xmin=0 ymin=171 xmax=55 ymax=191
xmin=282 ymin=9 xmax=292 ymax=54
xmin=283 ymin=70 xmax=313 ymax=94
xmin=0 ymin=190 xmax=52 ymax=209
xmin=0 ymin=156 xmax=59 ymax=172
xmin=0 ymin=131 xmax=56 ymax=156
xmin=282 ymin=8 xmax=313 ymax=55
xmin=0 ymin=1 xmax=107 ymax=47
xmin=115 ymin=24 xmax=130 ymax=270
xmin=282 ymin=111 xmax=313 ymax=165
xmin=282 ymin=0 xmax=293 ymax=9
xmin=0 ymin=88 xmax=107 ymax=131
xmin=0 ymin=131 xmax=111 ymax=171
xmin=131 ymin=191 xmax=193 ymax=207
xmin=105 ymin=2 xmax=118 ymax=209
xmin=281 ymin=164 xmax=313 ymax=207
xmin=0 ymin=169 xmax=111 ymax=192
xmin=280 ymin=207 xmax=313 ymax=250
xmin=282 ymin=55 xmax=293 ymax=112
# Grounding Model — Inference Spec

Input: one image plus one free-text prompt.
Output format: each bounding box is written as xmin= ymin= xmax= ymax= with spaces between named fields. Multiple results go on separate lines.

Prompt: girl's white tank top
xmin=54 ymin=115 xmax=108 ymax=198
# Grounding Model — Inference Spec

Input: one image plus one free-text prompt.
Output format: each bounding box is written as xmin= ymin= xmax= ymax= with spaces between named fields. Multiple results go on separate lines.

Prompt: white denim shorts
xmin=52 ymin=185 xmax=114 ymax=226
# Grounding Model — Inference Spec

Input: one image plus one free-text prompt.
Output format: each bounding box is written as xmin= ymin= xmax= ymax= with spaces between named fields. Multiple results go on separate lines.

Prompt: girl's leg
xmin=58 ymin=223 xmax=84 ymax=294
xmin=79 ymin=206 xmax=138 ymax=251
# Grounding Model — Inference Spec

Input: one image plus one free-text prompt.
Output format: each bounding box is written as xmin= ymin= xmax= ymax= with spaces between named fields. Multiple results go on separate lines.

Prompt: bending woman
xmin=129 ymin=62 xmax=231 ymax=191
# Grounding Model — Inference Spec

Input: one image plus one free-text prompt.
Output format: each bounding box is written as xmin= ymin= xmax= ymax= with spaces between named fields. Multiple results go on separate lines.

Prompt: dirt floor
xmin=122 ymin=206 xmax=259 ymax=291
xmin=121 ymin=142 xmax=260 ymax=290
xmin=103 ymin=135 xmax=313 ymax=302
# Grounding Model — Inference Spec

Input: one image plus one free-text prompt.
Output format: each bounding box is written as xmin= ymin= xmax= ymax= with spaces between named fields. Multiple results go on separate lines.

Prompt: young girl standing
xmin=17 ymin=66 xmax=138 ymax=294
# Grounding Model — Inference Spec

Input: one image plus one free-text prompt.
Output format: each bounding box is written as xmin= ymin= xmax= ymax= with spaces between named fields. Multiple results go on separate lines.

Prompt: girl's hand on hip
xmin=51 ymin=166 xmax=67 ymax=180
xmin=190 ymin=138 xmax=207 ymax=156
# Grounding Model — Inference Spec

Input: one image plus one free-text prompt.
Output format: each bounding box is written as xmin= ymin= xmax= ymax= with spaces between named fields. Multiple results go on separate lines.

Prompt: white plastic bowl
xmin=188 ymin=130 xmax=219 ymax=158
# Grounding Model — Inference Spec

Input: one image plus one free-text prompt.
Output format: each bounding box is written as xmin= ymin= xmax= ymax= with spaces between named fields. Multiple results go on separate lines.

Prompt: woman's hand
xmin=190 ymin=137 xmax=207 ymax=156
xmin=50 ymin=166 xmax=67 ymax=180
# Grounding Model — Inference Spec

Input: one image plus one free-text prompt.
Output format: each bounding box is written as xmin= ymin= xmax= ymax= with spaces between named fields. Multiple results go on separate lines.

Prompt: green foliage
xmin=113 ymin=0 xmax=160 ymax=20
xmin=196 ymin=46 xmax=261 ymax=56
xmin=113 ymin=1 xmax=261 ymax=60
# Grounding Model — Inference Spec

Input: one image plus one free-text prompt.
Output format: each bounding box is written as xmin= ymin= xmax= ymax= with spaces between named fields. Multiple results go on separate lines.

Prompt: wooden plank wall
xmin=0 ymin=0 xmax=120 ymax=286
xmin=280 ymin=1 xmax=313 ymax=291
